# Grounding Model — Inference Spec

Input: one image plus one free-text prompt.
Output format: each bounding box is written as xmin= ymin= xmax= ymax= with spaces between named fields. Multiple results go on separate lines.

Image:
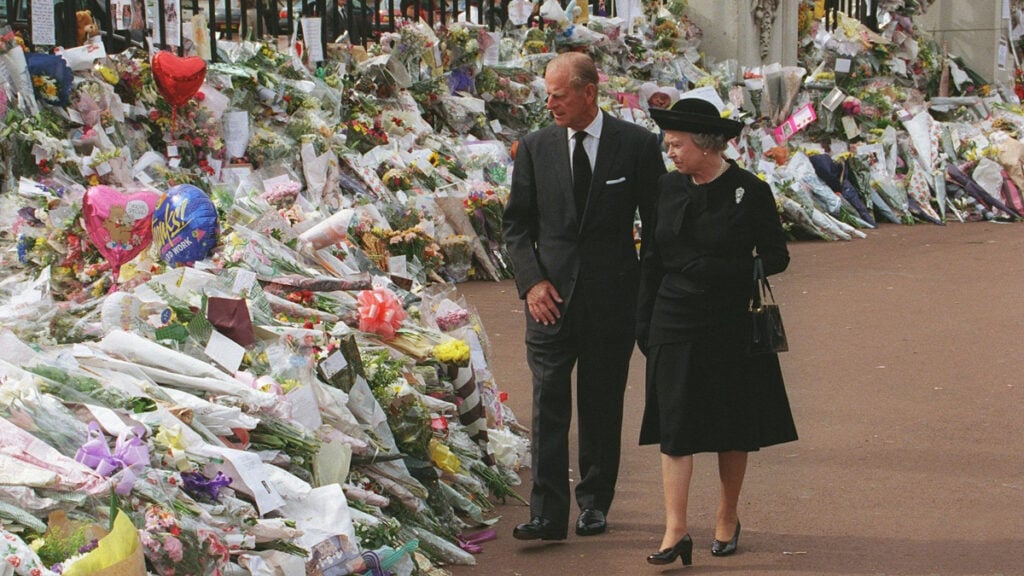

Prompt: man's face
xmin=544 ymin=64 xmax=596 ymax=130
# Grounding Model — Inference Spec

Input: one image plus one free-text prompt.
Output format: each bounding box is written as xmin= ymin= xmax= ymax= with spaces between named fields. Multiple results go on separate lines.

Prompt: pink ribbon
xmin=75 ymin=422 xmax=149 ymax=495
xmin=357 ymin=287 xmax=407 ymax=340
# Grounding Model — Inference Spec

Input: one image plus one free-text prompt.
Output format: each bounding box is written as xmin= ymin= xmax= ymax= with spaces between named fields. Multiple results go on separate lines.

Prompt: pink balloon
xmin=82 ymin=186 xmax=160 ymax=283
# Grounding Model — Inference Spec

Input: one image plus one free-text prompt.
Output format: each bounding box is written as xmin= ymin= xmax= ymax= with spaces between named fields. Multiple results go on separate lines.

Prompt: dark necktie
xmin=573 ymin=131 xmax=591 ymax=220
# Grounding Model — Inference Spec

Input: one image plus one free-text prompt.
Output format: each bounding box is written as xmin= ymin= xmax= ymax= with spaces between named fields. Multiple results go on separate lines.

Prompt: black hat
xmin=650 ymin=97 xmax=744 ymax=139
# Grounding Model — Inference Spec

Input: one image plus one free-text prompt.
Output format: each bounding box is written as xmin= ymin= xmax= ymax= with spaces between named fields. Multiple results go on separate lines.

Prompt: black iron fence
xmin=3 ymin=0 xmax=596 ymax=62
xmin=824 ymin=0 xmax=878 ymax=33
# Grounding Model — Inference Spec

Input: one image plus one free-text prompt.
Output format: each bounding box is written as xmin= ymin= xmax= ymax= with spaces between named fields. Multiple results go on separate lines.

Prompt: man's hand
xmin=526 ymin=280 xmax=563 ymax=326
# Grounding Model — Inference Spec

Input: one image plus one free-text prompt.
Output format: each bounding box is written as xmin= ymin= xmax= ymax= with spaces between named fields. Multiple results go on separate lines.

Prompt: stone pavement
xmin=451 ymin=221 xmax=1024 ymax=576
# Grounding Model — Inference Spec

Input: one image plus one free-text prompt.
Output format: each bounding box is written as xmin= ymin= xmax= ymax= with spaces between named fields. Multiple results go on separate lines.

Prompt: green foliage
xmin=364 ymin=350 xmax=406 ymax=399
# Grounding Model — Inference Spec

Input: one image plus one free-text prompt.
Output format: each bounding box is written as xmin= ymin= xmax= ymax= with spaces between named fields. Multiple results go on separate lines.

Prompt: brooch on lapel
xmin=735 ymin=187 xmax=745 ymax=204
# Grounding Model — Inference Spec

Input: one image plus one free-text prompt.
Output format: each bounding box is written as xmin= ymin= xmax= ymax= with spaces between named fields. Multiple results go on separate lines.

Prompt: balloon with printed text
xmin=152 ymin=184 xmax=219 ymax=266
xmin=81 ymin=186 xmax=160 ymax=287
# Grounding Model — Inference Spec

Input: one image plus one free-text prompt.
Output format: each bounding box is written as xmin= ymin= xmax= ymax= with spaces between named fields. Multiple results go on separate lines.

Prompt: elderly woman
xmin=637 ymin=97 xmax=798 ymax=566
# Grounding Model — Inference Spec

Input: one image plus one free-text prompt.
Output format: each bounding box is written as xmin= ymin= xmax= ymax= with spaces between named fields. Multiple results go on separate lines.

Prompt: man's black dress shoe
xmin=512 ymin=517 xmax=566 ymax=541
xmin=575 ymin=509 xmax=606 ymax=536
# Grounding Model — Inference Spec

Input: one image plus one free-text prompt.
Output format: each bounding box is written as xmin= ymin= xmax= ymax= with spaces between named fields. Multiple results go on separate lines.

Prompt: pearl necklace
xmin=691 ymin=160 xmax=729 ymax=186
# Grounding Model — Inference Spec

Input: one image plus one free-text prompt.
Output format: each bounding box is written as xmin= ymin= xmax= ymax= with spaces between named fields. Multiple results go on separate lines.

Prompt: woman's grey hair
xmin=690 ymin=132 xmax=731 ymax=153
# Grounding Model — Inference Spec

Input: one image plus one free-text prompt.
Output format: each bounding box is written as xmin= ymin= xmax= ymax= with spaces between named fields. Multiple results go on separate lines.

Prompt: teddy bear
xmin=76 ymin=10 xmax=100 ymax=46
xmin=102 ymin=205 xmax=135 ymax=249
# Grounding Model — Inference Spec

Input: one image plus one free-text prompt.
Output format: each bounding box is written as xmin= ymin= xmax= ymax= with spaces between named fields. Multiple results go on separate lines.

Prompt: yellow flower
xmin=695 ymin=76 xmax=718 ymax=89
xmin=120 ymin=263 xmax=139 ymax=282
xmin=96 ymin=65 xmax=119 ymax=84
xmin=155 ymin=425 xmax=187 ymax=451
xmin=433 ymin=339 xmax=471 ymax=365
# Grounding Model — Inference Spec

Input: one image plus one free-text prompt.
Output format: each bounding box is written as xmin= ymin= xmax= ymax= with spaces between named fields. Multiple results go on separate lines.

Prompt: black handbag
xmin=748 ymin=258 xmax=788 ymax=355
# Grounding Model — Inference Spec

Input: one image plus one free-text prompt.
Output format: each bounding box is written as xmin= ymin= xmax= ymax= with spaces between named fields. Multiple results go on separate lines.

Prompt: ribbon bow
xmin=357 ymin=287 xmax=407 ymax=340
xmin=75 ymin=422 xmax=150 ymax=495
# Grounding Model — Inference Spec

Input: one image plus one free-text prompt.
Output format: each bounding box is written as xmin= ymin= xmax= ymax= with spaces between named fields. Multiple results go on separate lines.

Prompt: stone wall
xmin=683 ymin=0 xmax=1007 ymax=85
xmin=919 ymin=0 xmax=1009 ymax=86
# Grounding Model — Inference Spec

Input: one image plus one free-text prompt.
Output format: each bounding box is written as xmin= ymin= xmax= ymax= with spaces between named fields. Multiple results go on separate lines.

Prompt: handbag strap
xmin=750 ymin=257 xmax=777 ymax=310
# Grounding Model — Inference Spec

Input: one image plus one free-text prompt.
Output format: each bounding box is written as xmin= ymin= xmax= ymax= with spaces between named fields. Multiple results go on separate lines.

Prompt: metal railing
xmin=4 ymin=0 xmax=610 ymax=61
xmin=824 ymin=0 xmax=878 ymax=33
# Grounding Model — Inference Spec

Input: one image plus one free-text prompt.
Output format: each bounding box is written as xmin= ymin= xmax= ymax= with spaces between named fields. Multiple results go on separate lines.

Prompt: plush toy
xmin=102 ymin=205 xmax=135 ymax=249
xmin=77 ymin=10 xmax=100 ymax=46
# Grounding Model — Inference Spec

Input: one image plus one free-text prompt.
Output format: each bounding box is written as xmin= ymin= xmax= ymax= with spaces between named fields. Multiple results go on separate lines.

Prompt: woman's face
xmin=663 ymin=131 xmax=706 ymax=175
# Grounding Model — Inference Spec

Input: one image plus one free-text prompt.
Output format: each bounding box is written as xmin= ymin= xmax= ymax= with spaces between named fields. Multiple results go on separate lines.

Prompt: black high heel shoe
xmin=647 ymin=534 xmax=693 ymax=566
xmin=711 ymin=521 xmax=740 ymax=556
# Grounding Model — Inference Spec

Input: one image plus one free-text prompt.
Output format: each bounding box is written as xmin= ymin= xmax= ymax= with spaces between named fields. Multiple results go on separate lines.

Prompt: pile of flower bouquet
xmin=4 ymin=1 xmax=1024 ymax=573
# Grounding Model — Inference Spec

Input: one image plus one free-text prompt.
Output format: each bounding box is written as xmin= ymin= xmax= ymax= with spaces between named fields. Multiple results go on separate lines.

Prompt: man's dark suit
xmin=503 ymin=111 xmax=665 ymax=530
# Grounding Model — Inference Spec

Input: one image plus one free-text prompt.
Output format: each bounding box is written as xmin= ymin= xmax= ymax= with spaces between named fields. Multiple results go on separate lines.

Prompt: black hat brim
xmin=650 ymin=107 xmax=744 ymax=139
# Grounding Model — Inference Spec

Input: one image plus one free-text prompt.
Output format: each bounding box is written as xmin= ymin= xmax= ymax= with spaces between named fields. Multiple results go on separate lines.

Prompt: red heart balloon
xmin=151 ymin=51 xmax=207 ymax=108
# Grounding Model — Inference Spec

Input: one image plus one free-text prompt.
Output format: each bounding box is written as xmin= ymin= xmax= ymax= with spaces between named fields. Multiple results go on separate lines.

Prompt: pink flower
xmin=203 ymin=531 xmax=231 ymax=561
xmin=6 ymin=555 xmax=21 ymax=567
xmin=162 ymin=535 xmax=184 ymax=562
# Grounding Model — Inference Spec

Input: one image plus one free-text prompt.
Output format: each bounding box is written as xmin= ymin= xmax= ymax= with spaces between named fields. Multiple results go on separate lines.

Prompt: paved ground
xmin=450 ymin=221 xmax=1024 ymax=576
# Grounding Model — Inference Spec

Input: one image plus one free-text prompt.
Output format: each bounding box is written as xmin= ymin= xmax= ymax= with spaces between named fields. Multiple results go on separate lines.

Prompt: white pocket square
xmin=605 ymin=177 xmax=626 ymax=185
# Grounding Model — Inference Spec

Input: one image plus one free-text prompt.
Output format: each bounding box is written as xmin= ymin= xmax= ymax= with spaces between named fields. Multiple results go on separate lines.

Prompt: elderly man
xmin=503 ymin=52 xmax=665 ymax=541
